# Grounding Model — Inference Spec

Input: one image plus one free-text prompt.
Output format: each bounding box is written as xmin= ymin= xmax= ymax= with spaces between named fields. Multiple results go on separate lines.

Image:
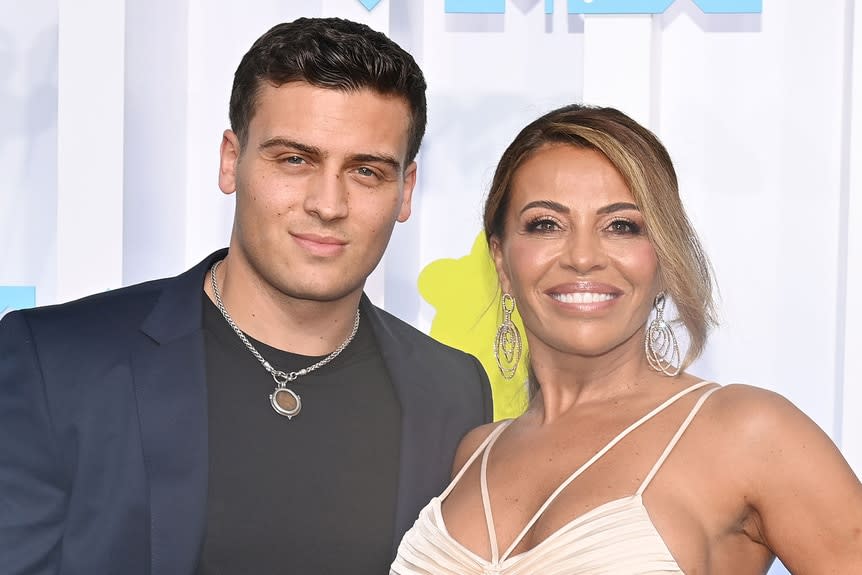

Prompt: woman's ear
xmin=489 ymin=235 xmax=512 ymax=295
xmin=654 ymin=269 xmax=666 ymax=300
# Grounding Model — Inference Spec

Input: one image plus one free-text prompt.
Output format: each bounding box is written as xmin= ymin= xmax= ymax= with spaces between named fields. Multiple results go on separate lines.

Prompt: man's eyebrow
xmin=258 ymin=138 xmax=322 ymax=157
xmin=519 ymin=200 xmax=569 ymax=215
xmin=257 ymin=139 xmax=403 ymax=172
xmin=596 ymin=202 xmax=640 ymax=215
xmin=348 ymin=153 xmax=403 ymax=173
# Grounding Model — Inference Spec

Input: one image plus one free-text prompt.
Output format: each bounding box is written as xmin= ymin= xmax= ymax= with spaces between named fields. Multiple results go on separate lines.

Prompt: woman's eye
xmin=526 ymin=218 xmax=560 ymax=232
xmin=608 ymin=219 xmax=641 ymax=234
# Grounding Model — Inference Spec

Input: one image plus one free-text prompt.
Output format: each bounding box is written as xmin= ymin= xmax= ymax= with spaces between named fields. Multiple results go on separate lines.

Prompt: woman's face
xmin=490 ymin=144 xmax=661 ymax=360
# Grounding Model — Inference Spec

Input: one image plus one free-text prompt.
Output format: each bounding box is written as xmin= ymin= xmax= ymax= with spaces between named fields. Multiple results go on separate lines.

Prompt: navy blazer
xmin=0 ymin=250 xmax=492 ymax=575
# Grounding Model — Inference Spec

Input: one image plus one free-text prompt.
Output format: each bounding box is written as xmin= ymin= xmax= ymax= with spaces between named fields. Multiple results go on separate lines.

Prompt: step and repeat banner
xmin=2 ymin=7 xmax=861 ymax=572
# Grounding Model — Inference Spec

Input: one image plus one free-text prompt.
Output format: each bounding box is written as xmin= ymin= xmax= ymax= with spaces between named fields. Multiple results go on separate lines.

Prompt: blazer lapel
xmin=132 ymin=250 xmax=226 ymax=574
xmin=361 ymin=298 xmax=450 ymax=554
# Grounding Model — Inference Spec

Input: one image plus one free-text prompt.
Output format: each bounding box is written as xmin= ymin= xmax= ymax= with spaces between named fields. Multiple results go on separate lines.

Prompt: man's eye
xmin=357 ymin=166 xmax=377 ymax=177
xmin=283 ymin=155 xmax=304 ymax=164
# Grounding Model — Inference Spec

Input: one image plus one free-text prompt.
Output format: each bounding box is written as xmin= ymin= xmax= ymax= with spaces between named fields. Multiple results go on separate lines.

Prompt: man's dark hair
xmin=230 ymin=17 xmax=427 ymax=163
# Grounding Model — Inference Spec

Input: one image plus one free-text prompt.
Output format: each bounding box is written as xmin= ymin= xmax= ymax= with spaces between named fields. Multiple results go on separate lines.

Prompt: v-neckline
xmin=431 ymin=493 xmax=651 ymax=566
xmin=440 ymin=380 xmax=714 ymax=564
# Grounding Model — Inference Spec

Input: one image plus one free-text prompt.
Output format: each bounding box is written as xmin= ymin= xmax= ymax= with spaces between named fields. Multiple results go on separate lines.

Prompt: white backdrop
xmin=1 ymin=2 xmax=860 ymax=572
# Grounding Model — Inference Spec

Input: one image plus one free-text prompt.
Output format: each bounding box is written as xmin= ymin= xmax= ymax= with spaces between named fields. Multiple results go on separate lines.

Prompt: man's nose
xmin=303 ymin=171 xmax=349 ymax=221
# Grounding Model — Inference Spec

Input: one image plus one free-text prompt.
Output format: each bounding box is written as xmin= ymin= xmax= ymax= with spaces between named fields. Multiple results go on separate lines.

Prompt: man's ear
xmin=489 ymin=235 xmax=512 ymax=294
xmin=218 ymin=130 xmax=241 ymax=195
xmin=396 ymin=161 xmax=417 ymax=223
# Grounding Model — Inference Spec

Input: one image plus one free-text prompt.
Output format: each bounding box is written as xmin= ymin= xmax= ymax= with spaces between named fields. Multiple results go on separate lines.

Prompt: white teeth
xmin=551 ymin=292 xmax=615 ymax=304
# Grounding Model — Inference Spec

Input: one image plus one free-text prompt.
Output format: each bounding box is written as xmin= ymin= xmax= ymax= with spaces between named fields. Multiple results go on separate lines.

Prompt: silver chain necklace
xmin=209 ymin=260 xmax=360 ymax=419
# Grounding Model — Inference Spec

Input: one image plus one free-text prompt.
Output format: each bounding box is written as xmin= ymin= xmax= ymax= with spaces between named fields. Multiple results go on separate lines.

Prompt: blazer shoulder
xmin=10 ymin=250 xmax=227 ymax=348
xmin=16 ymin=277 xmax=169 ymax=335
xmin=365 ymin=301 xmax=493 ymax=421
xmin=366 ymin=302 xmax=478 ymax=363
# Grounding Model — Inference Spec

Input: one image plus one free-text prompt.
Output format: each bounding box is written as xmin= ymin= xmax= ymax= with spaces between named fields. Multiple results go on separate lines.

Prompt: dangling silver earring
xmin=645 ymin=292 xmax=681 ymax=377
xmin=494 ymin=293 xmax=522 ymax=379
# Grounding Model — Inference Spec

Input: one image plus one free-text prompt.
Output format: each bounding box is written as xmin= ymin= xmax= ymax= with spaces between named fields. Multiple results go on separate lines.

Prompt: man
xmin=0 ymin=18 xmax=492 ymax=574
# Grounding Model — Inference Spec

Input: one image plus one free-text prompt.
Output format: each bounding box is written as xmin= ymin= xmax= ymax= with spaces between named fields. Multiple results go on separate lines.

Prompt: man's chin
xmin=280 ymin=283 xmax=365 ymax=305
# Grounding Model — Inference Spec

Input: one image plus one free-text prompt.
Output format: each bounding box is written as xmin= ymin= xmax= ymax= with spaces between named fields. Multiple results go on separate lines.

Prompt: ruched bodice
xmin=391 ymin=381 xmax=719 ymax=575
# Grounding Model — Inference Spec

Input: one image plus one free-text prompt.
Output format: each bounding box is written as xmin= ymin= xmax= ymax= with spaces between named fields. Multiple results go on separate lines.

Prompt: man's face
xmin=219 ymin=81 xmax=416 ymax=304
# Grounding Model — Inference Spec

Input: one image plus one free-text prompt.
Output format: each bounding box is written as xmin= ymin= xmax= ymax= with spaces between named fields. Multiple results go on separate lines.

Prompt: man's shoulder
xmin=4 ymin=258 xmax=206 ymax=357
xmin=366 ymin=303 xmax=462 ymax=354
xmin=364 ymin=301 xmax=493 ymax=422
xmin=17 ymin=275 xmax=174 ymax=329
xmin=364 ymin=301 xmax=485 ymax=375
xmin=0 ymin=275 xmax=189 ymax=380
xmin=9 ymin=250 xmax=220 ymax=336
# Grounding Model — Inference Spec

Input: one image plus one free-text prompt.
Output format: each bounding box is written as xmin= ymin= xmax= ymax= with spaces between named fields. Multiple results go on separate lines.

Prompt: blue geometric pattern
xmin=358 ymin=0 xmax=384 ymax=10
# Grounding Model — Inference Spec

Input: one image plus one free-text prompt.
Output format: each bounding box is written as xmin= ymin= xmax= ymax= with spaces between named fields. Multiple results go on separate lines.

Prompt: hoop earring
xmin=645 ymin=292 xmax=681 ymax=377
xmin=494 ymin=293 xmax=522 ymax=379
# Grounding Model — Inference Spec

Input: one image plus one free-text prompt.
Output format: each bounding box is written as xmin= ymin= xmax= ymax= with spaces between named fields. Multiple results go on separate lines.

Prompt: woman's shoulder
xmin=695 ymin=382 xmax=840 ymax=470
xmin=701 ymin=382 xmax=810 ymax=433
xmin=699 ymin=384 xmax=862 ymax=570
xmin=450 ymin=419 xmax=512 ymax=478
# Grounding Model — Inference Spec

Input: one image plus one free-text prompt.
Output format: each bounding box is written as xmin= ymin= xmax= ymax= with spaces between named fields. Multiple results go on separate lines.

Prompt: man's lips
xmin=291 ymin=232 xmax=348 ymax=255
xmin=291 ymin=232 xmax=347 ymax=245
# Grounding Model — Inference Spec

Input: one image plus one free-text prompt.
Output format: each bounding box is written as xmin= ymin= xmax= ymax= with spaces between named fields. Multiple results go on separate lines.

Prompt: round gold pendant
xmin=270 ymin=387 xmax=302 ymax=419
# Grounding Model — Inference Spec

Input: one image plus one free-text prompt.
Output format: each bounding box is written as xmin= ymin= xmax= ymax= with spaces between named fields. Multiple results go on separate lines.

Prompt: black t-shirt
xmin=195 ymin=296 xmax=401 ymax=574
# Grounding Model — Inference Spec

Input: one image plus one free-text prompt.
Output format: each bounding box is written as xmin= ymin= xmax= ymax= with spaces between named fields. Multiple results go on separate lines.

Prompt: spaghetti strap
xmin=637 ymin=385 xmax=720 ymax=495
xmin=480 ymin=430 xmax=502 ymax=563
xmin=499 ymin=380 xmax=712 ymax=561
xmin=440 ymin=420 xmax=513 ymax=500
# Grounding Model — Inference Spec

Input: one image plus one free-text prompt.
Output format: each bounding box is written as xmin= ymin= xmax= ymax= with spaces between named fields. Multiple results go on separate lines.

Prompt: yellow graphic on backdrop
xmin=418 ymin=233 xmax=529 ymax=420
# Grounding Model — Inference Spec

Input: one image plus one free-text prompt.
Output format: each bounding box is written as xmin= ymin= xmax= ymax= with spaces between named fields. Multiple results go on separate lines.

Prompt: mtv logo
xmin=0 ymin=286 xmax=36 ymax=320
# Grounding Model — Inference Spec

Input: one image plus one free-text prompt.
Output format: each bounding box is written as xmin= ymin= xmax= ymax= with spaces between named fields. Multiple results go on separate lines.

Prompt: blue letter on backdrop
xmin=691 ymin=0 xmax=761 ymax=13
xmin=445 ymin=0 xmax=505 ymax=13
xmin=446 ymin=0 xmax=761 ymax=14
xmin=566 ymin=0 xmax=673 ymax=13
xmin=0 ymin=286 xmax=36 ymax=319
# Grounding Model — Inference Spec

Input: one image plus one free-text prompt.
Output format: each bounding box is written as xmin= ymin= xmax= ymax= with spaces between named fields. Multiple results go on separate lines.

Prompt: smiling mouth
xmin=550 ymin=292 xmax=617 ymax=304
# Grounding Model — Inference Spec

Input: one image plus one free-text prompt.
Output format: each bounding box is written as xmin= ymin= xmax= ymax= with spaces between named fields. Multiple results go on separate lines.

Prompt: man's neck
xmin=203 ymin=257 xmax=363 ymax=356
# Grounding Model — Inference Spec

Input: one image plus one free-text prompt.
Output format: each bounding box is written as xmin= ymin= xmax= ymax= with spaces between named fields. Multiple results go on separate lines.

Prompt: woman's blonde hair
xmin=484 ymin=104 xmax=716 ymax=369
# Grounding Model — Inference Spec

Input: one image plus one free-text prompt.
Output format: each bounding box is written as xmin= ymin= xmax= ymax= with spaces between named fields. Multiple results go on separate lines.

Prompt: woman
xmin=392 ymin=105 xmax=862 ymax=574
